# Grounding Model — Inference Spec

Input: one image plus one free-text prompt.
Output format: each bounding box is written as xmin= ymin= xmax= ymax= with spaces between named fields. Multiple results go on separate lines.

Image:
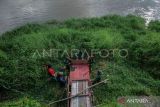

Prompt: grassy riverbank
xmin=0 ymin=15 xmax=160 ymax=107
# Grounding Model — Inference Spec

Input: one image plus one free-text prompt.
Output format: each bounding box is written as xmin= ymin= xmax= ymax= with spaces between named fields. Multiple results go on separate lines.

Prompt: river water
xmin=0 ymin=0 xmax=160 ymax=34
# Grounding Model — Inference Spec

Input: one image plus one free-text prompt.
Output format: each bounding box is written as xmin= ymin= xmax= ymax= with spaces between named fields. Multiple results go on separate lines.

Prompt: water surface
xmin=0 ymin=0 xmax=160 ymax=34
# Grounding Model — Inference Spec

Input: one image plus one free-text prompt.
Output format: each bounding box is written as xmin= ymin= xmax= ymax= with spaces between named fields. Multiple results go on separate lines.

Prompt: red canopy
xmin=69 ymin=61 xmax=90 ymax=82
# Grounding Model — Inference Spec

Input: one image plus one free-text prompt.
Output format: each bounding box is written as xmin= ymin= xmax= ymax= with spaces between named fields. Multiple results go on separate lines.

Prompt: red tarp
xmin=69 ymin=64 xmax=90 ymax=82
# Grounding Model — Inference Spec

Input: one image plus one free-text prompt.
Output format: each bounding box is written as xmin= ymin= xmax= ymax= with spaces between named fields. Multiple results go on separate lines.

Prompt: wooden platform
xmin=70 ymin=80 xmax=92 ymax=107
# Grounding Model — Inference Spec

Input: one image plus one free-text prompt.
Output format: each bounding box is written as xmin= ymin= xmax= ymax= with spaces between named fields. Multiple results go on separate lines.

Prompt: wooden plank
xmin=70 ymin=81 xmax=92 ymax=107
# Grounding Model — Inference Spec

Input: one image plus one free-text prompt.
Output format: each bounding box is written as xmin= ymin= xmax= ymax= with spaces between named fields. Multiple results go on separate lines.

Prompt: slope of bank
xmin=0 ymin=15 xmax=160 ymax=107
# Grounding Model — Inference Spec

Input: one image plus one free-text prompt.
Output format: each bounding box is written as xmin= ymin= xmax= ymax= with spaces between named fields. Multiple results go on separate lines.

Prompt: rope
xmin=48 ymin=78 xmax=108 ymax=106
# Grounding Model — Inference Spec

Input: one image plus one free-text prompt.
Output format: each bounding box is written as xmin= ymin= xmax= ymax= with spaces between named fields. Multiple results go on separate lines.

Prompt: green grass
xmin=0 ymin=97 xmax=46 ymax=107
xmin=0 ymin=15 xmax=160 ymax=107
xmin=92 ymin=62 xmax=160 ymax=107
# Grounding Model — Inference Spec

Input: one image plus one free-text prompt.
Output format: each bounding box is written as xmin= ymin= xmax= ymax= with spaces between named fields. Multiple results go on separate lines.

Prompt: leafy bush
xmin=148 ymin=20 xmax=160 ymax=32
xmin=0 ymin=15 xmax=160 ymax=106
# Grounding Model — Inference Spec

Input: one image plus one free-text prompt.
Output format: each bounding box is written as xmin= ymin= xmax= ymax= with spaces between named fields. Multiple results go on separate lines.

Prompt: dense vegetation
xmin=0 ymin=15 xmax=160 ymax=107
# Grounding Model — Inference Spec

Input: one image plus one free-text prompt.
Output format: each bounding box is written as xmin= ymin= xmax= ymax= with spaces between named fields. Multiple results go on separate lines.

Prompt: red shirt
xmin=48 ymin=68 xmax=56 ymax=76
